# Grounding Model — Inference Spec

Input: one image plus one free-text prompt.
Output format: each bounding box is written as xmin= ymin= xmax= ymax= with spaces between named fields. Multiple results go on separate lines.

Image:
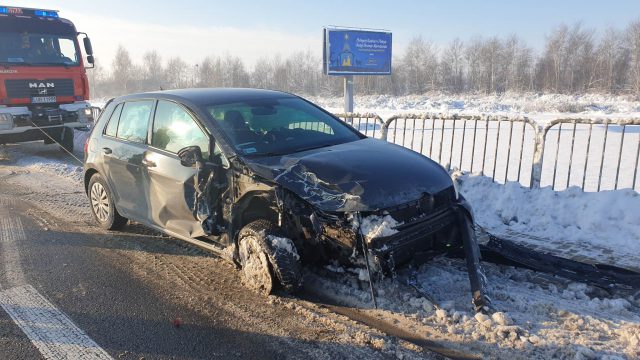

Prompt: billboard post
xmin=323 ymin=27 xmax=392 ymax=114
xmin=344 ymin=75 xmax=354 ymax=113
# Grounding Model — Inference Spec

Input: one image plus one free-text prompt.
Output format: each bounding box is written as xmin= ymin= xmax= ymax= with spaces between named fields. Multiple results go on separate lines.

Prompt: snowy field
xmin=311 ymin=93 xmax=640 ymax=123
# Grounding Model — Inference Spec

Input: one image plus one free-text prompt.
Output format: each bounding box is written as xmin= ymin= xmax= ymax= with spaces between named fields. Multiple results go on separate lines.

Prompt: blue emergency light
xmin=0 ymin=6 xmax=59 ymax=17
xmin=34 ymin=9 xmax=58 ymax=18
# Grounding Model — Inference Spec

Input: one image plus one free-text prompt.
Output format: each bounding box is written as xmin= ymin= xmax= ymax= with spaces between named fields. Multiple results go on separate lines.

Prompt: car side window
xmin=151 ymin=100 xmax=210 ymax=158
xmin=104 ymin=103 xmax=123 ymax=137
xmin=116 ymin=100 xmax=154 ymax=143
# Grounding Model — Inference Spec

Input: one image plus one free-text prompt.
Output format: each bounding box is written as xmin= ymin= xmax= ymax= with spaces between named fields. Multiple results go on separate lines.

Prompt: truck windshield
xmin=206 ymin=97 xmax=363 ymax=157
xmin=0 ymin=32 xmax=79 ymax=66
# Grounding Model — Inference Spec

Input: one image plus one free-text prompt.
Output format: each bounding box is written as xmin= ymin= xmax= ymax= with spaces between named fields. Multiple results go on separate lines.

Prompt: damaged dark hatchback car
xmin=84 ymin=88 xmax=489 ymax=311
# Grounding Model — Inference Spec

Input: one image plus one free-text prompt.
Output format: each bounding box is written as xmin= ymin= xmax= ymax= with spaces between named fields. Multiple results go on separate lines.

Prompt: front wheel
xmin=238 ymin=220 xmax=302 ymax=295
xmin=88 ymin=173 xmax=127 ymax=230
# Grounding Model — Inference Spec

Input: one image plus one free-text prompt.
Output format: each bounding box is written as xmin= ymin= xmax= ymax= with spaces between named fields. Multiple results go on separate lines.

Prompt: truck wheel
xmin=238 ymin=220 xmax=303 ymax=295
xmin=59 ymin=127 xmax=74 ymax=153
xmin=88 ymin=173 xmax=127 ymax=230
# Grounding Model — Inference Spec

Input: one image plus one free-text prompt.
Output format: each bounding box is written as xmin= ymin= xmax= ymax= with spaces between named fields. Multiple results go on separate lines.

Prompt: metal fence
xmin=336 ymin=113 xmax=640 ymax=192
xmin=539 ymin=118 xmax=640 ymax=192
xmin=334 ymin=113 xmax=384 ymax=138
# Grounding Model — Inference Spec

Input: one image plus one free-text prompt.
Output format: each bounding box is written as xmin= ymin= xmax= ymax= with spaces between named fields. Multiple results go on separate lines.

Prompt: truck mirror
xmin=83 ymin=37 xmax=93 ymax=55
xmin=86 ymin=54 xmax=95 ymax=64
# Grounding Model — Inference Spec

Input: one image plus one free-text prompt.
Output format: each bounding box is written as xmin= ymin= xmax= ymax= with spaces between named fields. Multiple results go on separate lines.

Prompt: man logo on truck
xmin=29 ymin=82 xmax=55 ymax=88
xmin=0 ymin=5 xmax=96 ymax=153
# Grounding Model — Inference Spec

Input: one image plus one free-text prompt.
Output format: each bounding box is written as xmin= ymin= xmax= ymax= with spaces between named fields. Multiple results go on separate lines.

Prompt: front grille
xmin=381 ymin=187 xmax=455 ymax=224
xmin=5 ymin=79 xmax=74 ymax=98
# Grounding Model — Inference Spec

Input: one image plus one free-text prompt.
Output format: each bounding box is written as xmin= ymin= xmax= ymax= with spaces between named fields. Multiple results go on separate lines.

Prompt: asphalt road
xmin=0 ymin=143 xmax=440 ymax=360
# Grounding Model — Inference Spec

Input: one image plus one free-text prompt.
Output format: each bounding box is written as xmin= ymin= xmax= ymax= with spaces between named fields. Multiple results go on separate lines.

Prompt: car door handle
xmin=102 ymin=147 xmax=112 ymax=154
xmin=142 ymin=159 xmax=157 ymax=168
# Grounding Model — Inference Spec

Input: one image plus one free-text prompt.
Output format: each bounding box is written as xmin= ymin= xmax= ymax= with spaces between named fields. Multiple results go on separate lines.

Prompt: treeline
xmin=90 ymin=21 xmax=640 ymax=98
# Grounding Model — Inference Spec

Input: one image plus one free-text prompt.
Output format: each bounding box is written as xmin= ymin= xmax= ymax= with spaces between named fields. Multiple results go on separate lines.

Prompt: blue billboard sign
xmin=324 ymin=28 xmax=392 ymax=76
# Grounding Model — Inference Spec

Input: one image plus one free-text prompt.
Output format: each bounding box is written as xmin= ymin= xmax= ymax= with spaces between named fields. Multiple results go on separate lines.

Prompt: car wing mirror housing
xmin=178 ymin=146 xmax=204 ymax=167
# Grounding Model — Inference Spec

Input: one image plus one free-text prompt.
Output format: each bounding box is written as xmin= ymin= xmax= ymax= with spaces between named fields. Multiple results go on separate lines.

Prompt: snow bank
xmin=311 ymin=92 xmax=640 ymax=124
xmin=14 ymin=152 xmax=83 ymax=184
xmin=454 ymin=171 xmax=640 ymax=269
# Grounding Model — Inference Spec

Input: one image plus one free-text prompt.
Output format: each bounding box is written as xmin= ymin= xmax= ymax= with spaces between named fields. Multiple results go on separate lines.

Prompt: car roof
xmin=114 ymin=88 xmax=297 ymax=106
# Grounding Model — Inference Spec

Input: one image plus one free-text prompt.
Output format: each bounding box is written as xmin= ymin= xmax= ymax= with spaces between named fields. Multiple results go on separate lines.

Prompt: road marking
xmin=0 ymin=200 xmax=113 ymax=359
xmin=0 ymin=285 xmax=113 ymax=360
xmin=0 ymin=217 xmax=27 ymax=288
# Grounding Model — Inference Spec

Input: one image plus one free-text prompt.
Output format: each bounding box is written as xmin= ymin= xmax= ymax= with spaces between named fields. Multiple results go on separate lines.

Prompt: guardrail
xmin=337 ymin=113 xmax=640 ymax=192
xmin=539 ymin=118 xmax=640 ymax=192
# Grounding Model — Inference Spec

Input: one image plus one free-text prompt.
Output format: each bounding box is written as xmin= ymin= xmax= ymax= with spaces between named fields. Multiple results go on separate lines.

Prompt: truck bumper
xmin=0 ymin=103 xmax=92 ymax=144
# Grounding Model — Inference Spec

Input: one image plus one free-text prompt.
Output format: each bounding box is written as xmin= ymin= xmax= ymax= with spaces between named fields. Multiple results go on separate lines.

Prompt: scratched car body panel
xmin=83 ymin=88 xmax=489 ymax=311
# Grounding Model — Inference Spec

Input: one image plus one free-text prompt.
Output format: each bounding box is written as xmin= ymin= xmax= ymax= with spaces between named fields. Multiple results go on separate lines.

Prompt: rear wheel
xmin=88 ymin=173 xmax=127 ymax=230
xmin=238 ymin=220 xmax=302 ymax=295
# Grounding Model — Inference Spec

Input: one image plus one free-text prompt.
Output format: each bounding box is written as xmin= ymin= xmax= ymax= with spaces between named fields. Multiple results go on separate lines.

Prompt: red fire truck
xmin=0 ymin=5 xmax=95 ymax=152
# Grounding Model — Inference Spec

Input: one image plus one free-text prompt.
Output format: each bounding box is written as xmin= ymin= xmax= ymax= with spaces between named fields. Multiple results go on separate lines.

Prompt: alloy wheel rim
xmin=90 ymin=182 xmax=110 ymax=222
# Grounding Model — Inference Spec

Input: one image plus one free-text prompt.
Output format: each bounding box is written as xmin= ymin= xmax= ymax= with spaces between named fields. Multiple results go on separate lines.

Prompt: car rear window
xmin=103 ymin=103 xmax=123 ymax=137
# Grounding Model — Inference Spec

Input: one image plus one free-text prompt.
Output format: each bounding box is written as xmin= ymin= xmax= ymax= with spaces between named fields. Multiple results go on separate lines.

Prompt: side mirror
xmin=86 ymin=54 xmax=95 ymax=64
xmin=83 ymin=36 xmax=94 ymax=55
xmin=177 ymin=146 xmax=203 ymax=168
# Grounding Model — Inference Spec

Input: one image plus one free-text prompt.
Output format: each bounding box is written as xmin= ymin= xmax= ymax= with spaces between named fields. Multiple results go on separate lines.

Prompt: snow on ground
xmin=3 ymin=137 xmax=640 ymax=359
xmin=8 ymin=144 xmax=83 ymax=184
xmin=454 ymin=171 xmax=640 ymax=271
xmin=311 ymin=92 xmax=640 ymax=124
xmin=310 ymin=256 xmax=640 ymax=359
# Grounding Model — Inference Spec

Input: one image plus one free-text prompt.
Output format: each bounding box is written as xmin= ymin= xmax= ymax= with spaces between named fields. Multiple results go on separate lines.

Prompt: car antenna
xmin=356 ymin=212 xmax=378 ymax=309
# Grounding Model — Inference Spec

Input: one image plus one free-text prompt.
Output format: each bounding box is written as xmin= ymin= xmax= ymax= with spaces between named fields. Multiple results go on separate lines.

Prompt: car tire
xmin=238 ymin=220 xmax=303 ymax=294
xmin=88 ymin=173 xmax=127 ymax=230
xmin=59 ymin=127 xmax=74 ymax=154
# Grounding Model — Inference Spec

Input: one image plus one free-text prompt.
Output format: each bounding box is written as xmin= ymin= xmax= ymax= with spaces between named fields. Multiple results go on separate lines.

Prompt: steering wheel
xmin=263 ymin=129 xmax=283 ymax=143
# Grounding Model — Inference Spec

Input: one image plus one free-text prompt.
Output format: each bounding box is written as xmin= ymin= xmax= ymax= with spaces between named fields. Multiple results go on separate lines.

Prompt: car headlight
xmin=0 ymin=113 xmax=14 ymax=130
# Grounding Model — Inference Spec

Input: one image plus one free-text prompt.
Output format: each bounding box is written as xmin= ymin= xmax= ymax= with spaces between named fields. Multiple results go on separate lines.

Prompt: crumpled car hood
xmin=246 ymin=138 xmax=454 ymax=212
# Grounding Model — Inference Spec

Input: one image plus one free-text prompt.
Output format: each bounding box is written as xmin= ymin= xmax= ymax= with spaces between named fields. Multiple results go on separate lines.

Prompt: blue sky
xmin=9 ymin=0 xmax=640 ymax=65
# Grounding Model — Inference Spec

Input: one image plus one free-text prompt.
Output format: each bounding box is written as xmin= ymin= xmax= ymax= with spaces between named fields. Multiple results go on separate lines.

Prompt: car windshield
xmin=0 ymin=32 xmax=80 ymax=66
xmin=206 ymin=97 xmax=362 ymax=157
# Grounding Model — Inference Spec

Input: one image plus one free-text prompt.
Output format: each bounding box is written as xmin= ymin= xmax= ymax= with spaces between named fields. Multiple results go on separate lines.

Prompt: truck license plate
xmin=31 ymin=96 xmax=57 ymax=104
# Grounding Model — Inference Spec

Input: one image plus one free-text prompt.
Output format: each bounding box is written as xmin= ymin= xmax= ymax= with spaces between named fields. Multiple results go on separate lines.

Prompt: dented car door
xmin=144 ymin=100 xmax=212 ymax=238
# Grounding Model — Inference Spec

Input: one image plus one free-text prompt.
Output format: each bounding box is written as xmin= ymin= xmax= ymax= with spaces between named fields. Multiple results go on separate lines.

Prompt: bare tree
xmin=141 ymin=50 xmax=164 ymax=91
xmin=111 ymin=45 xmax=134 ymax=94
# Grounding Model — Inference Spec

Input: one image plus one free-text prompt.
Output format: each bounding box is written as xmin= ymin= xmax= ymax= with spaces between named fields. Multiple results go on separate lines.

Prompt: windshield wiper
xmin=290 ymin=142 xmax=338 ymax=154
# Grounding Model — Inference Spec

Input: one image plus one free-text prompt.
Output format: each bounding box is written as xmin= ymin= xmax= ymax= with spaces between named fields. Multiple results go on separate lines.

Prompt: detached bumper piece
xmin=368 ymin=206 xmax=491 ymax=313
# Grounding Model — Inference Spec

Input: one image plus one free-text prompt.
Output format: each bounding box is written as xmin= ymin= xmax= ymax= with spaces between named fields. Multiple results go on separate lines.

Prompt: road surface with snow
xmin=0 ymin=143 xmax=441 ymax=360
xmin=1 ymin=141 xmax=639 ymax=359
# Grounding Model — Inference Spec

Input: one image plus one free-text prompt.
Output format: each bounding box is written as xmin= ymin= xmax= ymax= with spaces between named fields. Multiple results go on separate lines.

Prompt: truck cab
xmin=0 ymin=5 xmax=95 ymax=152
